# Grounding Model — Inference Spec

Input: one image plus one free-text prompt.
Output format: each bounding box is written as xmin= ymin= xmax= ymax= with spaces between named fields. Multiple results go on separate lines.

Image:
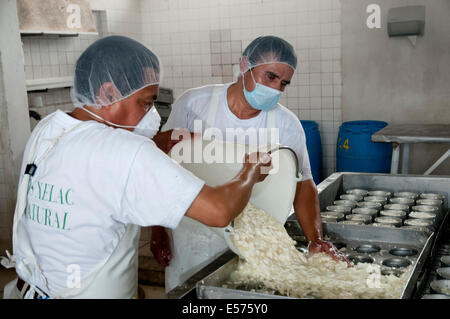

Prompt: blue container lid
xmin=340 ymin=121 xmax=388 ymax=134
xmin=300 ymin=120 xmax=319 ymax=130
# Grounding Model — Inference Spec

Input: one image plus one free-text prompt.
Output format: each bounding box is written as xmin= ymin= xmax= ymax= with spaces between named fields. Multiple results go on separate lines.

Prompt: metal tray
xmin=168 ymin=173 xmax=450 ymax=299
xmin=195 ymin=222 xmax=434 ymax=299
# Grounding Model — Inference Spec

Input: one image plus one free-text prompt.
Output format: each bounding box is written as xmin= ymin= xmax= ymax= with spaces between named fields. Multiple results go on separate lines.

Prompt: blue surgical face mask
xmin=242 ymin=69 xmax=281 ymax=111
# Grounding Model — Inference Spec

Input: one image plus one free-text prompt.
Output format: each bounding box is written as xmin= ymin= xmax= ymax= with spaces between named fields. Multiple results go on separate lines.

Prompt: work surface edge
xmin=372 ymin=124 xmax=450 ymax=144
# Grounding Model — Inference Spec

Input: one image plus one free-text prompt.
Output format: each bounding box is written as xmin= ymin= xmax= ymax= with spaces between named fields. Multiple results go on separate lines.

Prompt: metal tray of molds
xmin=168 ymin=173 xmax=449 ymax=299
xmin=316 ymin=173 xmax=449 ymax=232
xmin=314 ymin=172 xmax=450 ymax=298
xmin=194 ymin=221 xmax=434 ymax=299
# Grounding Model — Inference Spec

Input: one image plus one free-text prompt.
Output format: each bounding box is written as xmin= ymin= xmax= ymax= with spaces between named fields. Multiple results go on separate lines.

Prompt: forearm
xmin=152 ymin=129 xmax=190 ymax=154
xmin=150 ymin=225 xmax=166 ymax=238
xmin=186 ymin=170 xmax=259 ymax=227
xmin=186 ymin=161 xmax=262 ymax=227
xmin=149 ymin=225 xmax=172 ymax=266
xmin=213 ymin=170 xmax=258 ymax=220
xmin=293 ymin=179 xmax=323 ymax=242
xmin=152 ymin=130 xmax=173 ymax=154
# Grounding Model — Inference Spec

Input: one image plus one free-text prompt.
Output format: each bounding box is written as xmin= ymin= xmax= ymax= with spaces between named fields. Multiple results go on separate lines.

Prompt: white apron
xmin=165 ymin=84 xmax=277 ymax=293
xmin=1 ymin=116 xmax=141 ymax=299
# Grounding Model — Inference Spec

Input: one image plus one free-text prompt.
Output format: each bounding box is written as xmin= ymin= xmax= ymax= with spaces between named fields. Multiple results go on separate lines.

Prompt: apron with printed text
xmin=1 ymin=116 xmax=141 ymax=299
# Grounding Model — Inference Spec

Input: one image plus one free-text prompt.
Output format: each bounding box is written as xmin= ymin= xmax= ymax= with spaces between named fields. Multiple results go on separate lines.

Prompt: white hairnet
xmin=71 ymin=35 xmax=160 ymax=109
xmin=241 ymin=36 xmax=297 ymax=72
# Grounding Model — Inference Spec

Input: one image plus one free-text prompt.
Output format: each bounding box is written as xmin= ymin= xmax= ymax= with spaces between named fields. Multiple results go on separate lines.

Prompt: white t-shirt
xmin=162 ymin=83 xmax=312 ymax=293
xmin=15 ymin=110 xmax=205 ymax=295
xmin=163 ymin=83 xmax=313 ymax=181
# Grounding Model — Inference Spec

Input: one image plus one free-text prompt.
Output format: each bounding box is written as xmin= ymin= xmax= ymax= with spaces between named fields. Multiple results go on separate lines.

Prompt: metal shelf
xmin=26 ymin=76 xmax=73 ymax=92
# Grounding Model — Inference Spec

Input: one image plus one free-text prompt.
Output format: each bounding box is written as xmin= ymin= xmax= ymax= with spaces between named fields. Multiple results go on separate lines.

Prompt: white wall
xmin=140 ymin=0 xmax=343 ymax=178
xmin=90 ymin=0 xmax=143 ymax=40
xmin=0 ymin=0 xmax=32 ymax=253
xmin=342 ymin=0 xmax=450 ymax=175
xmin=22 ymin=0 xmax=344 ymax=180
xmin=24 ymin=0 xmax=145 ymax=127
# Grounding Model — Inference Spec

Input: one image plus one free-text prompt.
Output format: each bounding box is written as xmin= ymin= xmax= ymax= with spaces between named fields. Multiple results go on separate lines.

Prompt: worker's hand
xmin=152 ymin=129 xmax=196 ymax=154
xmin=308 ymin=238 xmax=353 ymax=268
xmin=242 ymin=152 xmax=273 ymax=183
xmin=150 ymin=226 xmax=172 ymax=267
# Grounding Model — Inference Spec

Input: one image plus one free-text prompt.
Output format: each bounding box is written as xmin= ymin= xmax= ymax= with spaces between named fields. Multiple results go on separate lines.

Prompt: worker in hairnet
xmin=150 ymin=35 xmax=351 ymax=293
xmin=0 ymin=35 xmax=272 ymax=299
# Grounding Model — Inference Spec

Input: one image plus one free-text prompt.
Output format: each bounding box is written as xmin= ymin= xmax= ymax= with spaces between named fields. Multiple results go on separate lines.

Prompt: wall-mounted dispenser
xmin=387 ymin=5 xmax=425 ymax=46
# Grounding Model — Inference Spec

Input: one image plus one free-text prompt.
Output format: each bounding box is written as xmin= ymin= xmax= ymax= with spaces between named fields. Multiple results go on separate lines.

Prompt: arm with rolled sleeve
xmin=281 ymin=120 xmax=323 ymax=243
xmin=120 ymin=140 xmax=272 ymax=266
xmin=284 ymin=120 xmax=351 ymax=265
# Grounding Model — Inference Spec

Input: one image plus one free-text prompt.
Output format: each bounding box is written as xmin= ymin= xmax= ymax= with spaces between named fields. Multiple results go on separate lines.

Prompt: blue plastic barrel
xmin=336 ymin=121 xmax=392 ymax=173
xmin=300 ymin=120 xmax=323 ymax=185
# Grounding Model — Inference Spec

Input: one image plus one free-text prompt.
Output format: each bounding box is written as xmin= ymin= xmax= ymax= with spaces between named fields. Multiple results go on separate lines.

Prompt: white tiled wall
xmin=20 ymin=0 xmax=342 ymax=179
xmin=22 ymin=12 xmax=104 ymax=129
xmin=23 ymin=32 xmax=100 ymax=130
xmin=23 ymin=1 xmax=144 ymax=128
xmin=28 ymin=89 xmax=74 ymax=130
xmin=23 ymin=35 xmax=94 ymax=80
xmin=140 ymin=0 xmax=342 ymax=178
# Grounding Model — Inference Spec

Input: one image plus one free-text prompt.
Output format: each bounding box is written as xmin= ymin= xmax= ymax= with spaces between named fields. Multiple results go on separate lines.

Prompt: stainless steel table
xmin=372 ymin=124 xmax=450 ymax=174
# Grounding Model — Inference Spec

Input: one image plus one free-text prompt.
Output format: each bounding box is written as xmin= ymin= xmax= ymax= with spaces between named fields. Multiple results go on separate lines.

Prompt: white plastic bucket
xmin=169 ymin=138 xmax=301 ymax=256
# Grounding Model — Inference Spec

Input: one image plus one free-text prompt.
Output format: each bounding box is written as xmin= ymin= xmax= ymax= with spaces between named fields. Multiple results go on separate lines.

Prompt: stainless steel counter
xmin=372 ymin=124 xmax=450 ymax=144
xmin=371 ymin=124 xmax=450 ymax=174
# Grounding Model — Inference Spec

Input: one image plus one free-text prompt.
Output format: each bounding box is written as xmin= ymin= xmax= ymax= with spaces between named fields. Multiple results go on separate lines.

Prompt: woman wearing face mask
xmin=1 ymin=35 xmax=272 ymax=299
xmin=157 ymin=35 xmax=351 ymax=293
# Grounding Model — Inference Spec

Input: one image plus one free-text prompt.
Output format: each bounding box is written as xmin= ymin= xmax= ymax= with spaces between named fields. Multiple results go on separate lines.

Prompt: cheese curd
xmin=228 ymin=203 xmax=413 ymax=299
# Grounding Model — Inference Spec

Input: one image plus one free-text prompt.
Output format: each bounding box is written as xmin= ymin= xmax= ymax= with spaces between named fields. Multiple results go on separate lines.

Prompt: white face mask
xmin=133 ymin=106 xmax=161 ymax=138
xmin=80 ymin=105 xmax=161 ymax=139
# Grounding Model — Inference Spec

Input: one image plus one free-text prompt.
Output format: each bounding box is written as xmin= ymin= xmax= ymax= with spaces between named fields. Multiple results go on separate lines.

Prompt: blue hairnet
xmin=71 ymin=35 xmax=160 ymax=109
xmin=241 ymin=36 xmax=297 ymax=72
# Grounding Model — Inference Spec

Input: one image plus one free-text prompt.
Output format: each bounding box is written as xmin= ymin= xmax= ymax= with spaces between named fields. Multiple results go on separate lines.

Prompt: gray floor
xmin=0 ymin=267 xmax=17 ymax=298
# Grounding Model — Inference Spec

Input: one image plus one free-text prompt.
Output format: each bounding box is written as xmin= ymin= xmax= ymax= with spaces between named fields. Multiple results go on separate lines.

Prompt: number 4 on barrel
xmin=343 ymin=139 xmax=349 ymax=150
xmin=338 ymin=138 xmax=349 ymax=150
